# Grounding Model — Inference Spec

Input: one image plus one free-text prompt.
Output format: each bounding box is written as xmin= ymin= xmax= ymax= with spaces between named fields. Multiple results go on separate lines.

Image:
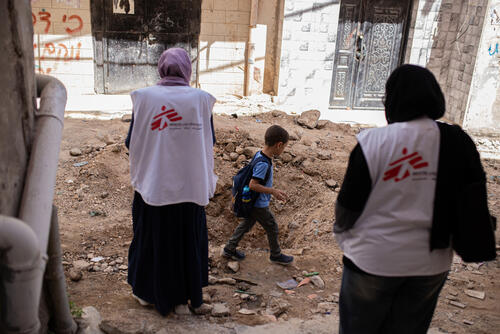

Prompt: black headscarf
xmin=384 ymin=64 xmax=445 ymax=124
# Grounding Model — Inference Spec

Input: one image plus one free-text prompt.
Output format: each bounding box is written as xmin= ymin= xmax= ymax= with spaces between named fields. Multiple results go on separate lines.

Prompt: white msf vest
xmin=129 ymin=85 xmax=217 ymax=206
xmin=336 ymin=117 xmax=452 ymax=276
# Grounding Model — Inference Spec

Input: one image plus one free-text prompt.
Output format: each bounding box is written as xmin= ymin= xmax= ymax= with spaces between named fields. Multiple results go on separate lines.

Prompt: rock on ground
xmin=310 ymin=275 xmax=325 ymax=289
xmin=212 ymin=303 xmax=230 ymax=317
xmin=297 ymin=110 xmax=321 ymax=129
xmin=76 ymin=306 xmax=105 ymax=334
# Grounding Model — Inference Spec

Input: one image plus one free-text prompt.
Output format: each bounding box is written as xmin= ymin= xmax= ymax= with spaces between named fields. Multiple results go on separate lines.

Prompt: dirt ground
xmin=57 ymin=111 xmax=500 ymax=333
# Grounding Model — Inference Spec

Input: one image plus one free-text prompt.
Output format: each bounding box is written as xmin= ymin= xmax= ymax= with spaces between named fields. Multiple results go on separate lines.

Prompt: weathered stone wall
xmin=31 ymin=0 xmax=93 ymax=95
xmin=1 ymin=0 xmax=36 ymax=216
xmin=464 ymin=0 xmax=500 ymax=135
xmin=406 ymin=0 xmax=489 ymax=125
xmin=277 ymin=0 xmax=341 ymax=111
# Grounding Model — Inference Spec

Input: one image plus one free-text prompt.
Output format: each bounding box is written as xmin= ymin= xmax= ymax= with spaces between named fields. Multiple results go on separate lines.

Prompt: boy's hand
xmin=273 ymin=189 xmax=287 ymax=201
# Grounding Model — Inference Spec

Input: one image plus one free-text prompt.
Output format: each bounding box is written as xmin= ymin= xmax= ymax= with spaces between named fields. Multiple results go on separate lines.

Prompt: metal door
xmin=329 ymin=0 xmax=411 ymax=109
xmin=91 ymin=0 xmax=201 ymax=94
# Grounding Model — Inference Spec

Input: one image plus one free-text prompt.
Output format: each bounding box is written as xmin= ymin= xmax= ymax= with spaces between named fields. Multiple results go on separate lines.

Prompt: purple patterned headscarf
xmin=157 ymin=48 xmax=192 ymax=86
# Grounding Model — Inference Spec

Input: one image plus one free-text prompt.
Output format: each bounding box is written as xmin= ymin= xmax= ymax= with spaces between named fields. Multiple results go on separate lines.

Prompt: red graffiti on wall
xmin=62 ymin=14 xmax=83 ymax=34
xmin=34 ymin=41 xmax=82 ymax=74
xmin=32 ymin=11 xmax=84 ymax=35
xmin=38 ymin=11 xmax=51 ymax=33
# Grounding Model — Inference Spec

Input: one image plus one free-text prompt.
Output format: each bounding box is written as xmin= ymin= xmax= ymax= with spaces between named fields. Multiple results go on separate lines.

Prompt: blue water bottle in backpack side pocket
xmin=242 ymin=185 xmax=252 ymax=203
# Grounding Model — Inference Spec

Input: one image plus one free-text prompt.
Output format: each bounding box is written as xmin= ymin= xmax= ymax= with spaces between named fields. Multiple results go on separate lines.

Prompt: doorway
xmin=329 ymin=0 xmax=411 ymax=109
xmin=91 ymin=0 xmax=201 ymax=94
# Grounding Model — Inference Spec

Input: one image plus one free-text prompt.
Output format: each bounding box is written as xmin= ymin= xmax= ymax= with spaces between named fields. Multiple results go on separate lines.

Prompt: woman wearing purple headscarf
xmin=125 ymin=48 xmax=217 ymax=315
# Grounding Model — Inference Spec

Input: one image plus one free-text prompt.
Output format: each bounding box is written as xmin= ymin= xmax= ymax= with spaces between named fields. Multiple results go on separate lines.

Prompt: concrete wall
xmin=277 ymin=0 xmax=341 ymax=112
xmin=405 ymin=0 xmax=489 ymax=125
xmin=198 ymin=0 xmax=281 ymax=96
xmin=31 ymin=0 xmax=94 ymax=95
xmin=464 ymin=0 xmax=500 ymax=135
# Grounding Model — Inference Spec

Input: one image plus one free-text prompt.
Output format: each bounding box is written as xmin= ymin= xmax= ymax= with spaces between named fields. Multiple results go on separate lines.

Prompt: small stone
xmin=203 ymin=293 xmax=211 ymax=304
xmin=311 ymin=275 xmax=325 ymax=290
xmin=118 ymin=265 xmax=128 ymax=270
xmin=65 ymin=179 xmax=74 ymax=184
xmin=109 ymin=261 xmax=116 ymax=266
xmin=225 ymin=142 xmax=236 ymax=153
xmin=70 ymin=148 xmax=82 ymax=156
xmin=101 ymin=134 xmax=115 ymax=145
xmin=104 ymin=267 xmax=113 ymax=273
xmin=326 ymin=179 xmax=339 ymax=189
xmin=76 ymin=306 xmax=104 ymax=334
xmin=227 ymin=261 xmax=240 ymax=273
xmin=111 ymin=145 xmax=121 ymax=153
xmin=236 ymin=154 xmax=247 ymax=165
xmin=288 ymin=221 xmax=299 ymax=230
xmin=243 ymin=147 xmax=260 ymax=158
xmin=449 ymin=301 xmax=466 ymax=309
xmin=235 ymin=146 xmax=245 ymax=154
xmin=217 ymin=277 xmax=236 ymax=285
xmin=73 ymin=260 xmax=91 ymax=271
xmin=208 ymin=275 xmax=218 ymax=285
xmin=69 ymin=268 xmax=83 ymax=281
xmin=240 ymin=294 xmax=249 ymax=300
xmin=238 ymin=308 xmax=256 ymax=315
xmin=463 ymin=319 xmax=474 ymax=325
xmin=281 ymin=153 xmax=293 ymax=163
xmin=211 ymin=303 xmax=230 ymax=317
xmin=90 ymin=256 xmax=104 ymax=263
xmin=297 ymin=109 xmax=321 ymax=129
xmin=317 ymin=150 xmax=332 ymax=160
xmin=115 ymin=258 xmax=124 ymax=264
xmin=266 ymin=299 xmax=290 ymax=316
xmin=465 ymin=289 xmax=485 ymax=300
xmin=230 ymin=152 xmax=239 ymax=161
xmin=100 ymin=192 xmax=109 ymax=199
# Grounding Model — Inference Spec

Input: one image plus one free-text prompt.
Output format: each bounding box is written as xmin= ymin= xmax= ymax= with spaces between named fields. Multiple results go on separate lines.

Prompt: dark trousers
xmin=225 ymin=207 xmax=281 ymax=257
xmin=339 ymin=264 xmax=448 ymax=334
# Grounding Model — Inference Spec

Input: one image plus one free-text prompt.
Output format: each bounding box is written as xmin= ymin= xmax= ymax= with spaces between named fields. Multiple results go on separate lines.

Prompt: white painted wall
xmin=465 ymin=0 xmax=500 ymax=135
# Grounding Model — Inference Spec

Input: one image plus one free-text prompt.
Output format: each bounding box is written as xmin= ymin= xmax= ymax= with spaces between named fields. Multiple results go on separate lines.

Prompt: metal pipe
xmin=19 ymin=74 xmax=66 ymax=255
xmin=0 ymin=215 xmax=45 ymax=334
xmin=42 ymin=206 xmax=78 ymax=333
xmin=1 ymin=74 xmax=73 ymax=333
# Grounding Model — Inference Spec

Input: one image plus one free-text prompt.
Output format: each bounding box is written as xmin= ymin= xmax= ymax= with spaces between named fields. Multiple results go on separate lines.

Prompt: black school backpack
xmin=231 ymin=152 xmax=272 ymax=218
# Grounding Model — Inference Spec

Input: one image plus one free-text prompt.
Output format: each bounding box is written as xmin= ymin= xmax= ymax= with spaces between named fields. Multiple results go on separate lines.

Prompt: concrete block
xmin=202 ymin=9 xmax=226 ymax=23
xmin=226 ymin=11 xmax=250 ymax=24
xmin=215 ymin=0 xmax=238 ymax=11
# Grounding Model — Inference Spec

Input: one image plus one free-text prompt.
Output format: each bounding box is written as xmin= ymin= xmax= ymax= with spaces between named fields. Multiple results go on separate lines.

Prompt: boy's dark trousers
xmin=226 ymin=207 xmax=281 ymax=257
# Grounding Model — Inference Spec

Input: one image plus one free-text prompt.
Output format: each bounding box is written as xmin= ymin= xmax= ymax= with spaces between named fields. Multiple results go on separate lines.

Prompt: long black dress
xmin=125 ymin=116 xmax=214 ymax=315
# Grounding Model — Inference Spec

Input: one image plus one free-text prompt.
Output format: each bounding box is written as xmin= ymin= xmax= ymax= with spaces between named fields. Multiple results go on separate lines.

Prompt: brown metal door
xmin=329 ymin=0 xmax=411 ymax=110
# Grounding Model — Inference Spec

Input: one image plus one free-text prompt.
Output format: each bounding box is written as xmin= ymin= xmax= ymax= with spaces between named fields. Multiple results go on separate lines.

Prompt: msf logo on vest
xmin=383 ymin=148 xmax=429 ymax=182
xmin=151 ymin=106 xmax=182 ymax=131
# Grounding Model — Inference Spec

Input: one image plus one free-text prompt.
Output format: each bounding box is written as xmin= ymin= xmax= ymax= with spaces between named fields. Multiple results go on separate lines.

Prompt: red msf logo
xmin=383 ymin=148 xmax=429 ymax=182
xmin=151 ymin=106 xmax=182 ymax=131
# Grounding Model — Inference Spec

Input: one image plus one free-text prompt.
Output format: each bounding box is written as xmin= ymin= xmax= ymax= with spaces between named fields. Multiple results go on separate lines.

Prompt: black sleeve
xmin=211 ymin=115 xmax=216 ymax=146
xmin=334 ymin=144 xmax=372 ymax=233
xmin=451 ymin=127 xmax=496 ymax=261
xmin=125 ymin=113 xmax=134 ymax=150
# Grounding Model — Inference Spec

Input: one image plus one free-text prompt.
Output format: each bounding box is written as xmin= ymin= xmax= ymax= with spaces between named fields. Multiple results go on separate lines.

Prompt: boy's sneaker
xmin=270 ymin=253 xmax=294 ymax=265
xmin=222 ymin=247 xmax=246 ymax=260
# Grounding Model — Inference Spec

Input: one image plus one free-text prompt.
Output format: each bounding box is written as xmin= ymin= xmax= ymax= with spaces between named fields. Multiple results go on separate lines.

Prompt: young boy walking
xmin=223 ymin=125 xmax=294 ymax=265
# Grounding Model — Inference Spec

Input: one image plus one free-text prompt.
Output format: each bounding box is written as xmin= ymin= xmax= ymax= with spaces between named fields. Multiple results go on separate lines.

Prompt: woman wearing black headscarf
xmin=334 ymin=64 xmax=496 ymax=334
